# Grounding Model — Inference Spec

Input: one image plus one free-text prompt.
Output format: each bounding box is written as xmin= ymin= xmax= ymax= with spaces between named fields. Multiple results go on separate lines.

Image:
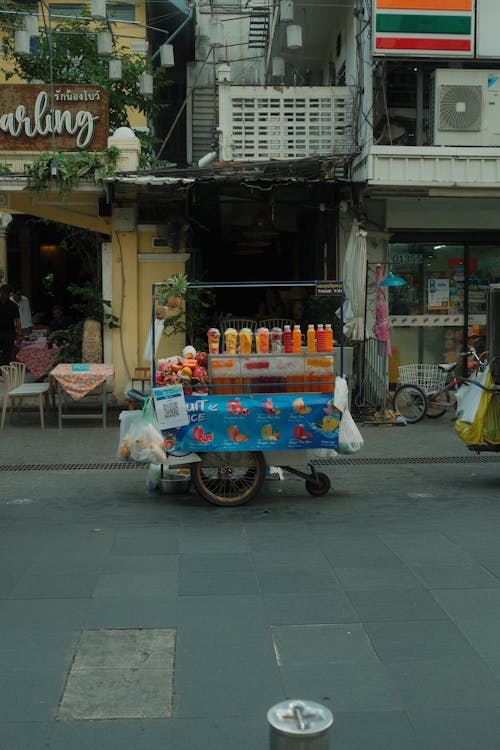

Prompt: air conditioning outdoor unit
xmin=431 ymin=68 xmax=500 ymax=146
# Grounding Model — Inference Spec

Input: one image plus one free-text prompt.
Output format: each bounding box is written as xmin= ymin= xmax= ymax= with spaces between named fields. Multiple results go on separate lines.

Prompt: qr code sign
xmin=161 ymin=400 xmax=180 ymax=419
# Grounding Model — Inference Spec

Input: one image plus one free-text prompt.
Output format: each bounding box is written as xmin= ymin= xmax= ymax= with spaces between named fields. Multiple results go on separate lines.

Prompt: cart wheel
xmin=190 ymin=451 xmax=266 ymax=506
xmin=425 ymin=389 xmax=450 ymax=418
xmin=305 ymin=472 xmax=331 ymax=496
xmin=393 ymin=384 xmax=427 ymax=423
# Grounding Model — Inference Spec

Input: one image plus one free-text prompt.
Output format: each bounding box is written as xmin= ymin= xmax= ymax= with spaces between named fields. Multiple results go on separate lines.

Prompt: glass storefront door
xmin=387 ymin=240 xmax=500 ymax=381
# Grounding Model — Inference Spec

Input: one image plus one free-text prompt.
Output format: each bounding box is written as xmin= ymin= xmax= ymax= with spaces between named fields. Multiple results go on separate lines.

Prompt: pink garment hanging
xmin=372 ymin=263 xmax=392 ymax=357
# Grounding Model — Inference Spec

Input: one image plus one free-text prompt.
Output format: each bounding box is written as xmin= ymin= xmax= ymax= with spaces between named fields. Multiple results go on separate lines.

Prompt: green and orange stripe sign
xmin=374 ymin=0 xmax=475 ymax=57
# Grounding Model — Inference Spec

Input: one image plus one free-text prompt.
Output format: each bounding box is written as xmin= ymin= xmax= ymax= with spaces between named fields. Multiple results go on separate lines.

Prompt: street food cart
xmin=145 ymin=280 xmax=356 ymax=506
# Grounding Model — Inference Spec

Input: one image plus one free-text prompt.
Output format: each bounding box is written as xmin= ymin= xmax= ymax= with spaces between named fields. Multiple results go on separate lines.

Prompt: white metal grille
xmin=220 ymin=86 xmax=355 ymax=161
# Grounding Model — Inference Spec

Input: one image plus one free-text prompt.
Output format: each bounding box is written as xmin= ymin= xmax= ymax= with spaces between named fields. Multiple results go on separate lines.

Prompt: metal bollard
xmin=268 ymin=700 xmax=334 ymax=750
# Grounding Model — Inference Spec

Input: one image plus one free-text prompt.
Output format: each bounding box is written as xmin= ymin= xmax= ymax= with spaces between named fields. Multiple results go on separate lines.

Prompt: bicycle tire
xmin=393 ymin=384 xmax=427 ymax=423
xmin=190 ymin=451 xmax=266 ymax=506
xmin=425 ymin=388 xmax=450 ymax=418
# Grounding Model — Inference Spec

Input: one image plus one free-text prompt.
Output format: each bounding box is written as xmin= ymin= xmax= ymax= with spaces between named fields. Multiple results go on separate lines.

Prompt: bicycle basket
xmin=398 ymin=364 xmax=448 ymax=394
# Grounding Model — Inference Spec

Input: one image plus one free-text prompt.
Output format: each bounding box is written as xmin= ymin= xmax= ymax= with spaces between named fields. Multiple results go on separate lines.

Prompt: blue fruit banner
xmin=162 ymin=393 xmax=341 ymax=452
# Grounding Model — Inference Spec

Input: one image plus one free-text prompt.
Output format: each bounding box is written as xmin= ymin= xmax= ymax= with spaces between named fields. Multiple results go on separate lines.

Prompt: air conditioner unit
xmin=431 ymin=68 xmax=500 ymax=146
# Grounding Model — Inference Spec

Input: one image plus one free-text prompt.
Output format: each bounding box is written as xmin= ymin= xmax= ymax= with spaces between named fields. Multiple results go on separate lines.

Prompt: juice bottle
xmin=307 ymin=324 xmax=316 ymax=352
xmin=283 ymin=324 xmax=293 ymax=353
xmin=316 ymin=323 xmax=325 ymax=352
xmin=324 ymin=323 xmax=334 ymax=352
xmin=292 ymin=324 xmax=302 ymax=353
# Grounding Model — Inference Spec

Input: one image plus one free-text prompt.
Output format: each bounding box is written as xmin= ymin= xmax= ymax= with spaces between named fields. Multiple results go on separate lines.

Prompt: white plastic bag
xmin=117 ymin=402 xmax=167 ymax=464
xmin=146 ymin=463 xmax=162 ymax=491
xmin=333 ymin=376 xmax=349 ymax=412
xmin=117 ymin=410 xmax=143 ymax=461
xmin=338 ymin=408 xmax=364 ymax=454
xmin=455 ymin=366 xmax=489 ymax=424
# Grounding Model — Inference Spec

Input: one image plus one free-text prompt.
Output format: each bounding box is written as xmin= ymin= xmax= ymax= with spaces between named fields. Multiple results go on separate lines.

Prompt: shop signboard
xmin=0 ymin=84 xmax=108 ymax=151
xmin=315 ymin=281 xmax=342 ymax=296
xmin=373 ymin=0 xmax=475 ymax=58
xmin=163 ymin=392 xmax=341 ymax=452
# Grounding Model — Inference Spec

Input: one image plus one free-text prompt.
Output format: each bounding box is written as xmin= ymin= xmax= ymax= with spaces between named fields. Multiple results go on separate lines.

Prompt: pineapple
xmin=166 ymin=272 xmax=189 ymax=309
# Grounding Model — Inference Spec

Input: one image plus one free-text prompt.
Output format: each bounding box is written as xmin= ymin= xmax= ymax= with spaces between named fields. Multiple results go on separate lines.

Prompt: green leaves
xmin=26 ymin=147 xmax=119 ymax=196
xmin=0 ymin=2 xmax=171 ymax=130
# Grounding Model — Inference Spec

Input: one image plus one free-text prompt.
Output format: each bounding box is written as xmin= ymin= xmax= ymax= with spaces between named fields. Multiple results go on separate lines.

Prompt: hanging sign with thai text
xmin=0 ymin=84 xmax=108 ymax=151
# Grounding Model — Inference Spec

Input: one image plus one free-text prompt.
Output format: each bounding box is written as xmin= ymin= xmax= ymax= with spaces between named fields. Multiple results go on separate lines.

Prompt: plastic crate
xmin=397 ymin=364 xmax=447 ymax=394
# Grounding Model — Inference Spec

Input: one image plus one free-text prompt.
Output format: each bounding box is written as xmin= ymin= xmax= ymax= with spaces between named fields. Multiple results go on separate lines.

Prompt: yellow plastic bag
xmin=454 ymin=371 xmax=500 ymax=446
xmin=454 ymin=388 xmax=491 ymax=446
xmin=484 ymin=390 xmax=500 ymax=445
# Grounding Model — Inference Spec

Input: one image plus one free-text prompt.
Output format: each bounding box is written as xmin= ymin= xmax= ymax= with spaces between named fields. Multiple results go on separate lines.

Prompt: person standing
xmin=0 ymin=284 xmax=21 ymax=366
xmin=11 ymin=287 xmax=33 ymax=336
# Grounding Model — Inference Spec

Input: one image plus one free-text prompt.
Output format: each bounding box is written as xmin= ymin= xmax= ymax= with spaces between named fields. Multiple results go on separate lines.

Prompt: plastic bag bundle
xmin=333 ymin=376 xmax=349 ymax=412
xmin=337 ymin=408 xmax=364 ymax=454
xmin=117 ymin=399 xmax=167 ymax=464
xmin=455 ymin=367 xmax=489 ymax=423
xmin=455 ymin=368 xmax=500 ymax=446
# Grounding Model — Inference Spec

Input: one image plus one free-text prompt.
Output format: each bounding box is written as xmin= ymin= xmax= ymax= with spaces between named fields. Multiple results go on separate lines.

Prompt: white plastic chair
xmin=1 ymin=364 xmax=50 ymax=430
xmin=258 ymin=318 xmax=294 ymax=330
xmin=220 ymin=318 xmax=258 ymax=332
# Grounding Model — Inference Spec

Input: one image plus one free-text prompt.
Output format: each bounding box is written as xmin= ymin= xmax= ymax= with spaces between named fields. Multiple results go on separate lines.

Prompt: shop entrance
xmin=386 ymin=235 xmax=500 ymax=381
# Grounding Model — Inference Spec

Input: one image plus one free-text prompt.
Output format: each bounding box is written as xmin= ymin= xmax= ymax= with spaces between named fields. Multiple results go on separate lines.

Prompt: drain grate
xmin=312 ymin=455 xmax=500 ymax=466
xmin=0 ymin=462 xmax=145 ymax=472
xmin=0 ymin=456 xmax=499 ymax=472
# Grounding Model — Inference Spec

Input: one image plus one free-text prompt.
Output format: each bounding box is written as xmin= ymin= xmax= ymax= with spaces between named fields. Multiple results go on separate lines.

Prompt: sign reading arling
xmin=0 ymin=84 xmax=108 ymax=151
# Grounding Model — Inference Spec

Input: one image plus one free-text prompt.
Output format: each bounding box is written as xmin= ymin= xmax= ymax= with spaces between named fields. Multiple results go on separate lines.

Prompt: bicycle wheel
xmin=425 ymin=389 xmax=450 ymax=418
xmin=393 ymin=384 xmax=427 ymax=423
xmin=190 ymin=451 xmax=266 ymax=506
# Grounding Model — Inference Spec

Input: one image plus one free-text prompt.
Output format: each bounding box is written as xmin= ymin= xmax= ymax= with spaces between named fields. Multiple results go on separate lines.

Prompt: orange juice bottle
xmin=307 ymin=324 xmax=316 ymax=352
xmin=292 ymin=325 xmax=302 ymax=353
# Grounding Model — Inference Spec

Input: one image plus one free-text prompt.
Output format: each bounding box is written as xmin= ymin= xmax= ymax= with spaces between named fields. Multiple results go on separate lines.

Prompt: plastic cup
xmin=239 ymin=327 xmax=253 ymax=355
xmin=207 ymin=327 xmax=221 ymax=355
xmin=224 ymin=328 xmax=238 ymax=354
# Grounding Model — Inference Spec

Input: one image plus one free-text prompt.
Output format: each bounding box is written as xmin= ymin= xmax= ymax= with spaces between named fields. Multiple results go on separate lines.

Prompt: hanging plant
xmin=26 ymin=146 xmax=119 ymax=197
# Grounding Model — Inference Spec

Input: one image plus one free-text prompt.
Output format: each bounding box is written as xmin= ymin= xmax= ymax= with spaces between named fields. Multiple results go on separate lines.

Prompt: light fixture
xmin=139 ymin=72 xmax=153 ymax=97
xmin=272 ymin=56 xmax=285 ymax=78
xmin=108 ymin=59 xmax=122 ymax=81
xmin=97 ymin=30 xmax=113 ymax=56
xmin=25 ymin=14 xmax=40 ymax=38
xmin=159 ymin=42 xmax=174 ymax=67
xmin=286 ymin=24 xmax=302 ymax=50
xmin=91 ymin=0 xmax=106 ymax=21
xmin=378 ymin=272 xmax=407 ymax=287
xmin=217 ymin=63 xmax=231 ymax=82
xmin=209 ymin=17 xmax=224 ymax=48
xmin=280 ymin=0 xmax=294 ymax=22
xmin=14 ymin=30 xmax=31 ymax=55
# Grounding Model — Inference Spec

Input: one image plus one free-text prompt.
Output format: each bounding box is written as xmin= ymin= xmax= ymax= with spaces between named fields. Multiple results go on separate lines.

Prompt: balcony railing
xmin=352 ymin=145 xmax=500 ymax=191
xmin=218 ymin=85 xmax=356 ymax=162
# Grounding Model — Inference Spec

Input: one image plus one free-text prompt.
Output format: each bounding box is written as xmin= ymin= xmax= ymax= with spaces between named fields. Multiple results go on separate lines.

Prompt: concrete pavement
xmin=1 ymin=406 xmax=500 ymax=749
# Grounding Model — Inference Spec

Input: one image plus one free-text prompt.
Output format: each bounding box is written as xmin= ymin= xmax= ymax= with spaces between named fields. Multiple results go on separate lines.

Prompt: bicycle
xmin=392 ymin=348 xmax=488 ymax=423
